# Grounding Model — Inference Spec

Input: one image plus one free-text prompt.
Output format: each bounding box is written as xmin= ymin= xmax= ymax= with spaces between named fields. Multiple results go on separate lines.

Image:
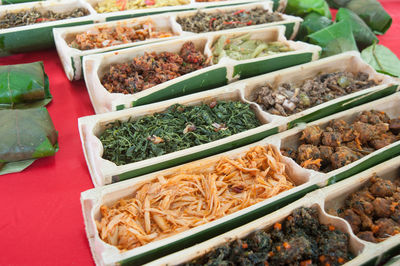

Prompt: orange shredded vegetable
xmin=96 ymin=145 xmax=295 ymax=251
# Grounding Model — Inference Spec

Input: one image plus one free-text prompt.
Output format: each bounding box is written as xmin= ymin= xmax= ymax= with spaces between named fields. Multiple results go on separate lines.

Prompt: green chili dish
xmin=212 ymin=33 xmax=292 ymax=64
xmin=100 ymin=101 xmax=261 ymax=165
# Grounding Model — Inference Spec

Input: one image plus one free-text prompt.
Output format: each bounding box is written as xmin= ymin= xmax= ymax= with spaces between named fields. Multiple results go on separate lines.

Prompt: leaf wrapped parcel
xmin=308 ymin=20 xmax=358 ymax=58
xmin=286 ymin=0 xmax=331 ymax=19
xmin=296 ymin=12 xmax=333 ymax=42
xmin=0 ymin=107 xmax=58 ymax=173
xmin=345 ymin=0 xmax=392 ymax=35
xmin=0 ymin=61 xmax=51 ymax=109
xmin=335 ymin=8 xmax=378 ymax=50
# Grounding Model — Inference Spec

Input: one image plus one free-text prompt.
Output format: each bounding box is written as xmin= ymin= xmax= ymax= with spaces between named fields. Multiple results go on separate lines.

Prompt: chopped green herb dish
xmin=100 ymin=101 xmax=261 ymax=165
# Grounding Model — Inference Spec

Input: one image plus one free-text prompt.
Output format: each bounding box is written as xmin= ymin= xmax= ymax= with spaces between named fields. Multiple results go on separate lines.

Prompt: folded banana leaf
xmin=308 ymin=20 xmax=358 ymax=57
xmin=326 ymin=0 xmax=351 ymax=8
xmin=336 ymin=8 xmax=378 ymax=50
xmin=296 ymin=12 xmax=332 ymax=42
xmin=0 ymin=61 xmax=51 ymax=109
xmin=361 ymin=43 xmax=400 ymax=77
xmin=330 ymin=0 xmax=392 ymax=35
xmin=0 ymin=107 xmax=58 ymax=175
xmin=286 ymin=0 xmax=331 ymax=19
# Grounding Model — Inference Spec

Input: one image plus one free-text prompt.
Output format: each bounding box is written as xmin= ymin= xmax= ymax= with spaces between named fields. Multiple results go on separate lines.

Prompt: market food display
xmin=282 ymin=110 xmax=400 ymax=172
xmin=69 ymin=23 xmax=174 ymax=50
xmin=330 ymin=174 xmax=400 ymax=243
xmin=2 ymin=0 xmax=400 ymax=265
xmin=251 ymin=71 xmax=378 ymax=116
xmin=211 ymin=33 xmax=292 ymax=63
xmin=94 ymin=0 xmax=190 ymax=13
xmin=99 ymin=101 xmax=261 ymax=165
xmin=176 ymin=8 xmax=283 ymax=33
xmin=101 ymin=41 xmax=210 ymax=94
xmin=183 ymin=207 xmax=353 ymax=265
xmin=96 ymin=144 xmax=295 ymax=250
xmin=0 ymin=7 xmax=89 ymax=29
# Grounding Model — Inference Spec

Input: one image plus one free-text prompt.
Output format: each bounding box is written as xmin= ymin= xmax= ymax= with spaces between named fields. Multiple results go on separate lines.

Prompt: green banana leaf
xmin=0 ymin=107 xmax=58 ymax=173
xmin=0 ymin=159 xmax=35 ymax=175
xmin=286 ymin=0 xmax=332 ymax=19
xmin=361 ymin=43 xmax=400 ymax=77
xmin=296 ymin=12 xmax=333 ymax=42
xmin=308 ymin=20 xmax=358 ymax=57
xmin=345 ymin=0 xmax=392 ymax=35
xmin=336 ymin=8 xmax=378 ymax=50
xmin=0 ymin=61 xmax=51 ymax=109
xmin=326 ymin=0 xmax=351 ymax=8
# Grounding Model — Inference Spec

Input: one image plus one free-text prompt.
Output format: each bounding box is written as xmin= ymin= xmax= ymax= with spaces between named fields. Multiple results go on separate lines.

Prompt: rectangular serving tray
xmin=82 ymin=26 xmax=318 ymax=113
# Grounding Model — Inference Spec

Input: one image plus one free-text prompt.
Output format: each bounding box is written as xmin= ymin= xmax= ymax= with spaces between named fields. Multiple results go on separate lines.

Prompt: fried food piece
xmin=319 ymin=145 xmax=333 ymax=166
xmin=356 ymin=110 xmax=390 ymax=124
xmin=300 ymin=125 xmax=323 ymax=146
xmin=357 ymin=231 xmax=377 ymax=243
xmin=330 ymin=146 xmax=361 ymax=169
xmin=280 ymin=147 xmax=297 ymax=160
xmin=322 ymin=131 xmax=342 ymax=147
xmin=370 ymin=132 xmax=398 ymax=149
xmin=369 ymin=176 xmax=396 ymax=197
xmin=375 ymin=218 xmax=400 ymax=238
xmin=297 ymin=144 xmax=320 ymax=162
xmin=340 ymin=209 xmax=361 ymax=234
xmin=390 ymin=118 xmax=400 ymax=134
xmin=372 ymin=197 xmax=392 ymax=218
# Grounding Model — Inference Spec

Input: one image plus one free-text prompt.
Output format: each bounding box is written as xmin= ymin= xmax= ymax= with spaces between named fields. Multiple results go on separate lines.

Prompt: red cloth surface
xmin=0 ymin=1 xmax=399 ymax=265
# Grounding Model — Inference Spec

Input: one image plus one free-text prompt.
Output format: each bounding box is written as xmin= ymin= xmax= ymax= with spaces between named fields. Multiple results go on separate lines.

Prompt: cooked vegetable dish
xmin=282 ymin=110 xmax=400 ymax=172
xmin=329 ymin=174 xmax=400 ymax=243
xmin=95 ymin=0 xmax=190 ymax=13
xmin=97 ymin=144 xmax=295 ymax=251
xmin=100 ymin=101 xmax=261 ymax=165
xmin=183 ymin=207 xmax=353 ymax=266
xmin=0 ymin=8 xmax=89 ymax=29
xmin=69 ymin=22 xmax=174 ymax=50
xmin=176 ymin=8 xmax=283 ymax=33
xmin=101 ymin=41 xmax=209 ymax=94
xmin=212 ymin=33 xmax=292 ymax=64
xmin=252 ymin=71 xmax=378 ymax=116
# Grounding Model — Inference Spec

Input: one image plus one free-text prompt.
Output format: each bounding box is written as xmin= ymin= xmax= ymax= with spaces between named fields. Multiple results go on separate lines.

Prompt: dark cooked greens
xmin=176 ymin=8 xmax=283 ymax=33
xmin=0 ymin=107 xmax=58 ymax=173
xmin=0 ymin=61 xmax=51 ymax=109
xmin=0 ymin=7 xmax=89 ymax=29
xmin=183 ymin=207 xmax=353 ymax=266
xmin=100 ymin=101 xmax=261 ymax=165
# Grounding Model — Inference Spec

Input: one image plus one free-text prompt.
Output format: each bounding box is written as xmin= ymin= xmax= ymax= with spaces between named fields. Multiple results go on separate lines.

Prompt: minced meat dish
xmin=101 ymin=41 xmax=209 ymax=94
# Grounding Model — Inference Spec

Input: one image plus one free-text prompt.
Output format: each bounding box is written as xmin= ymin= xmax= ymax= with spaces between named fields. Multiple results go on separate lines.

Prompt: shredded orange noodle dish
xmin=97 ymin=145 xmax=295 ymax=251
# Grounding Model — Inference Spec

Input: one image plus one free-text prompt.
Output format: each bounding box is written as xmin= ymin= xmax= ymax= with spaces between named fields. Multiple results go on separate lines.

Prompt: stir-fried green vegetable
xmin=100 ymin=101 xmax=261 ymax=165
xmin=211 ymin=34 xmax=292 ymax=64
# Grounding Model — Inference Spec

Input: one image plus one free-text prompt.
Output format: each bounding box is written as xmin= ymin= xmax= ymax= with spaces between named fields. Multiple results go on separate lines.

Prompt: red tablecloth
xmin=0 ymin=1 xmax=399 ymax=265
